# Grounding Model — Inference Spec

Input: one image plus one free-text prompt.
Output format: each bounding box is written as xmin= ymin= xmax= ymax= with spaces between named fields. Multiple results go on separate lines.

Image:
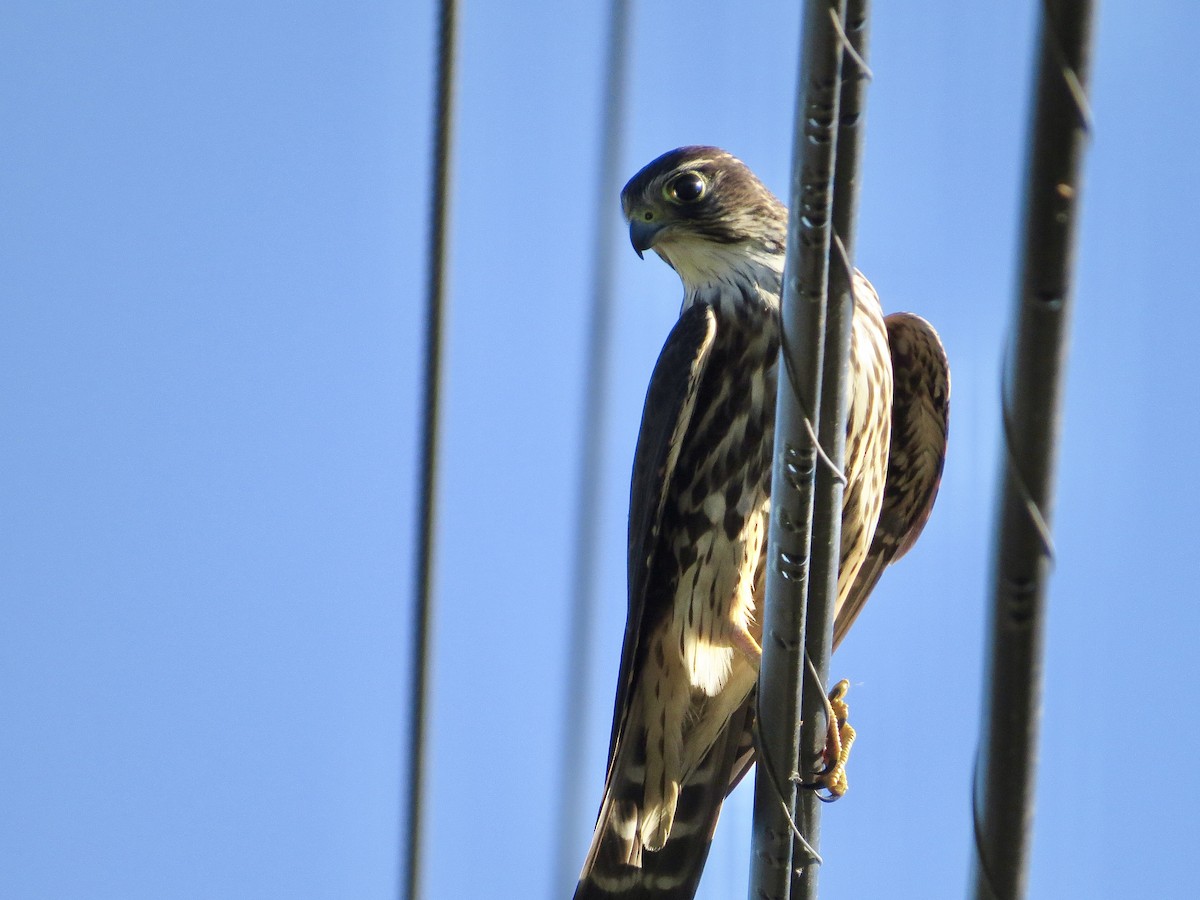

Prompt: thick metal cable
xmin=750 ymin=1 xmax=868 ymax=897
xmin=791 ymin=3 xmax=870 ymax=897
xmin=405 ymin=1 xmax=457 ymax=898
xmin=552 ymin=0 xmax=632 ymax=895
xmin=970 ymin=1 xmax=1095 ymax=898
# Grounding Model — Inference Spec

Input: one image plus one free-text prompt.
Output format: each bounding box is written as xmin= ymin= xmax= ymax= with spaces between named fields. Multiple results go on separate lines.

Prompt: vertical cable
xmin=971 ymin=2 xmax=1095 ymax=897
xmin=405 ymin=2 xmax=457 ymax=898
xmin=749 ymin=1 xmax=851 ymax=897
xmin=791 ymin=3 xmax=870 ymax=898
xmin=553 ymin=1 xmax=632 ymax=894
xmin=750 ymin=2 xmax=872 ymax=898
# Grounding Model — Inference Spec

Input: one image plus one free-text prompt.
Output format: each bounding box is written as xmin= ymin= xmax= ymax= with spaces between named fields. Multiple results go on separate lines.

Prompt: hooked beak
xmin=629 ymin=218 xmax=665 ymax=259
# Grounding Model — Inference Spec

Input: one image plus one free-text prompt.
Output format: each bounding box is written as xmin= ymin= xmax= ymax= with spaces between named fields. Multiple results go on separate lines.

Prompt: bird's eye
xmin=667 ymin=172 xmax=706 ymax=204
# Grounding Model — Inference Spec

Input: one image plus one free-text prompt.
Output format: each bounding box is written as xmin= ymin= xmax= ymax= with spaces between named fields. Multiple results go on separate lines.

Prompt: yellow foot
xmin=813 ymin=679 xmax=856 ymax=800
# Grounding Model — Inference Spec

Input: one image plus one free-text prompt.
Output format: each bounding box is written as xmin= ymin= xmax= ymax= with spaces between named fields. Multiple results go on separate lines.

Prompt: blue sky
xmin=3 ymin=2 xmax=1198 ymax=898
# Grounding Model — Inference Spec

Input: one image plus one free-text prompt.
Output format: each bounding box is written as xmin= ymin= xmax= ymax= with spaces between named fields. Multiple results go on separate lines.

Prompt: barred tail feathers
xmin=574 ymin=702 xmax=752 ymax=900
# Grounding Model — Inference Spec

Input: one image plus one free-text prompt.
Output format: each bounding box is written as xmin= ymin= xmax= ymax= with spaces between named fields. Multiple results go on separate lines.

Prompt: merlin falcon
xmin=573 ymin=147 xmax=950 ymax=899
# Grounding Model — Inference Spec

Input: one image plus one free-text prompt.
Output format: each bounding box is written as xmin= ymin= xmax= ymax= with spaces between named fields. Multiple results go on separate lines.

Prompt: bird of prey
xmin=573 ymin=147 xmax=950 ymax=900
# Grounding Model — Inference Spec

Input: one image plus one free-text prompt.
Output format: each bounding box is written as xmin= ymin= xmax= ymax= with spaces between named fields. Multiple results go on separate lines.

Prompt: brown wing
xmin=575 ymin=303 xmax=717 ymax=900
xmin=833 ymin=312 xmax=950 ymax=648
xmin=608 ymin=302 xmax=717 ymax=760
xmin=718 ymin=313 xmax=950 ymax=808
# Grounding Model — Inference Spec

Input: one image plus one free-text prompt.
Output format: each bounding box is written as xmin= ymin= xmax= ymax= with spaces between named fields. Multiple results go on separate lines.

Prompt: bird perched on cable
xmin=573 ymin=146 xmax=949 ymax=900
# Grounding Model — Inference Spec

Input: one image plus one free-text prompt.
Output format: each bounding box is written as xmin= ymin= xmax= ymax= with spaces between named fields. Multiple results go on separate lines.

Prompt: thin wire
xmin=751 ymin=685 xmax=825 ymax=865
xmin=827 ymin=6 xmax=873 ymax=81
xmin=552 ymin=1 xmax=632 ymax=895
xmin=792 ymin=652 xmax=842 ymax=798
xmin=1040 ymin=0 xmax=1094 ymax=131
xmin=777 ymin=320 xmax=848 ymax=488
xmin=999 ymin=343 xmax=1056 ymax=559
xmin=404 ymin=2 xmax=457 ymax=898
xmin=970 ymin=748 xmax=1002 ymax=900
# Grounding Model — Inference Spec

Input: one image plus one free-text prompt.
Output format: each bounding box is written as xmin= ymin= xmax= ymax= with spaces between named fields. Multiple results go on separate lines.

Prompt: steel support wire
xmin=554 ymin=0 xmax=633 ymax=895
xmin=749 ymin=1 xmax=870 ymax=898
xmin=971 ymin=3 xmax=1095 ymax=899
xmin=792 ymin=2 xmax=870 ymax=897
xmin=405 ymin=1 xmax=457 ymax=898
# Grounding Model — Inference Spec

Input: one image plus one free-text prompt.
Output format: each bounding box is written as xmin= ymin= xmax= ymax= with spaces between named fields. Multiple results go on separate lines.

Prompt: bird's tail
xmin=573 ymin=702 xmax=754 ymax=900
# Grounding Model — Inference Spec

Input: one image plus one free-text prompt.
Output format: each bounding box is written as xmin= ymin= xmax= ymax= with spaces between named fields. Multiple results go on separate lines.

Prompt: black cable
xmin=405 ymin=2 xmax=457 ymax=898
xmin=971 ymin=1 xmax=1095 ymax=897
xmin=749 ymin=1 xmax=861 ymax=897
xmin=552 ymin=1 xmax=632 ymax=894
xmin=791 ymin=4 xmax=870 ymax=897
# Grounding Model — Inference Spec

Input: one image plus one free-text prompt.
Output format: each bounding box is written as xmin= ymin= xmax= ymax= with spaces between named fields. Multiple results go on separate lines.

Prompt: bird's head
xmin=620 ymin=146 xmax=787 ymax=289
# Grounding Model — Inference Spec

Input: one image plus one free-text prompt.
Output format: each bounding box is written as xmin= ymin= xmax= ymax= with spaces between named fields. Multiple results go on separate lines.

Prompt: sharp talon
xmin=812 ymin=679 xmax=855 ymax=800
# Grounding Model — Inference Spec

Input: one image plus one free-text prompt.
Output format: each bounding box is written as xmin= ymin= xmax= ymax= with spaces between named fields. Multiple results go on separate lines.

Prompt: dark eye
xmin=668 ymin=171 xmax=706 ymax=204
